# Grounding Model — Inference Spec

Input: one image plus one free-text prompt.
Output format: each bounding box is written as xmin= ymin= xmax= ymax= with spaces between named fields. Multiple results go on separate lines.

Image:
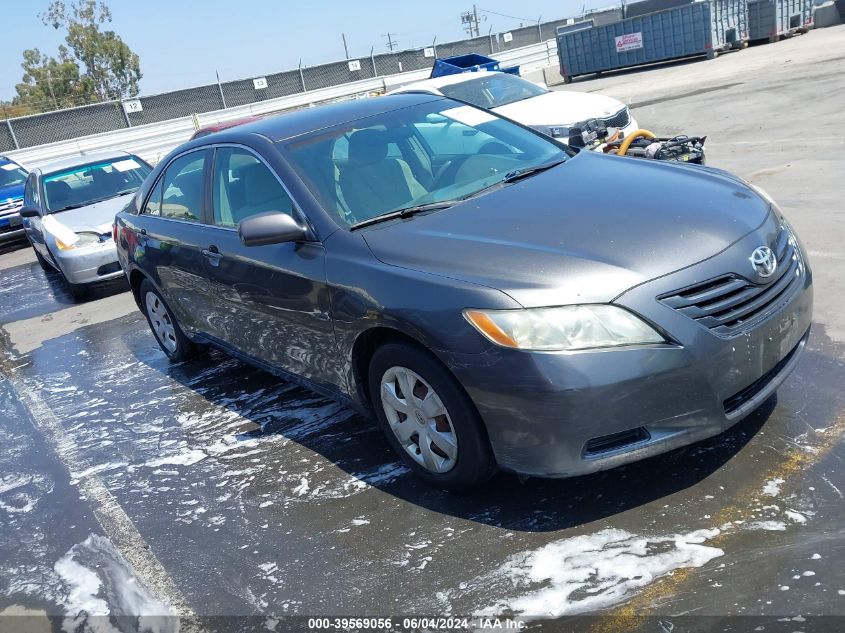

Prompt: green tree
xmin=41 ymin=0 xmax=142 ymax=100
xmin=13 ymin=46 xmax=94 ymax=112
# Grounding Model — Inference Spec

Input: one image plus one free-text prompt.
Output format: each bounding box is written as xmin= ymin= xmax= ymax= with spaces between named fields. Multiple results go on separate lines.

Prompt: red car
xmin=189 ymin=116 xmax=263 ymax=140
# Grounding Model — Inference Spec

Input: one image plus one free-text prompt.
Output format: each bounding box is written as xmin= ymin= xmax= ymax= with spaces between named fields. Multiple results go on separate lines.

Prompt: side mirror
xmin=19 ymin=205 xmax=40 ymax=218
xmin=238 ymin=212 xmax=307 ymax=247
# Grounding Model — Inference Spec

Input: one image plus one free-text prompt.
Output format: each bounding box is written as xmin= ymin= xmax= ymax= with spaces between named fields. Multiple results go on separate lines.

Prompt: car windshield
xmin=438 ymin=73 xmax=548 ymax=109
xmin=0 ymin=163 xmax=27 ymax=188
xmin=43 ymin=156 xmax=151 ymax=213
xmin=281 ymin=99 xmax=567 ymax=228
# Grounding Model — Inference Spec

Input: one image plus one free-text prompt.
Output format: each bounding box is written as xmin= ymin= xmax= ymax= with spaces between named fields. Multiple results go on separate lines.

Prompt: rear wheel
xmin=368 ymin=342 xmax=495 ymax=490
xmin=140 ymin=279 xmax=196 ymax=362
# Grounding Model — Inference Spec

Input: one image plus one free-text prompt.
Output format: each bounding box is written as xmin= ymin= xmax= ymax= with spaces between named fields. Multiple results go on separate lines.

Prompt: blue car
xmin=0 ymin=155 xmax=28 ymax=243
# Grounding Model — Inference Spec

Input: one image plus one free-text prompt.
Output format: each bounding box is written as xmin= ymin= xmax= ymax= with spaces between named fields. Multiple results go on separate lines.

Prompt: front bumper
xmin=52 ymin=240 xmax=123 ymax=285
xmin=447 ymin=224 xmax=813 ymax=478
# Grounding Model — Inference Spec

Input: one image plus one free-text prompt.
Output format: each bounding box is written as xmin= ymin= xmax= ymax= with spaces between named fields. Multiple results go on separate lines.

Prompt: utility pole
xmin=382 ymin=32 xmax=397 ymax=51
xmin=461 ymin=4 xmax=482 ymax=37
xmin=342 ymin=33 xmax=349 ymax=59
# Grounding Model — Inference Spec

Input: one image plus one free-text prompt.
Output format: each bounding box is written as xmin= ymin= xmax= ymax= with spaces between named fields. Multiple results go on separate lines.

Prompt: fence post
xmin=119 ymin=100 xmax=132 ymax=128
xmin=216 ymin=70 xmax=227 ymax=109
xmin=488 ymin=26 xmax=495 ymax=54
xmin=299 ymin=59 xmax=307 ymax=92
xmin=1 ymin=105 xmax=20 ymax=150
xmin=371 ymin=46 xmax=377 ymax=76
xmin=5 ymin=119 xmax=20 ymax=150
xmin=537 ymin=16 xmax=543 ymax=42
xmin=432 ymin=36 xmax=438 ymax=59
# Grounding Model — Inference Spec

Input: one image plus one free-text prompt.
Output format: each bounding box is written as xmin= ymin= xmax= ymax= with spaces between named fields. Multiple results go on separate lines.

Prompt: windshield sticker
xmin=112 ymin=159 xmax=141 ymax=172
xmin=441 ymin=105 xmax=496 ymax=127
xmin=1 ymin=163 xmax=19 ymax=171
xmin=43 ymin=215 xmax=80 ymax=245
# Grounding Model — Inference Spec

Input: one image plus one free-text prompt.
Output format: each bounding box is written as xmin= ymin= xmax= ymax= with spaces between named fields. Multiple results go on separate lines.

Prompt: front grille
xmin=723 ymin=330 xmax=807 ymax=415
xmin=0 ymin=198 xmax=23 ymax=216
xmin=602 ymin=107 xmax=631 ymax=130
xmin=659 ymin=225 xmax=805 ymax=337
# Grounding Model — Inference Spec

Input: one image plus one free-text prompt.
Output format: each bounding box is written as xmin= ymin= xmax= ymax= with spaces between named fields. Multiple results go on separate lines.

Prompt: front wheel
xmin=140 ymin=279 xmax=196 ymax=362
xmin=32 ymin=245 xmax=53 ymax=272
xmin=368 ymin=342 xmax=495 ymax=491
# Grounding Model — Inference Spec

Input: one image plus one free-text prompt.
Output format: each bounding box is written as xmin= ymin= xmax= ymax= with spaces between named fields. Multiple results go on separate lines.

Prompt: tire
xmin=706 ymin=50 xmax=719 ymax=60
xmin=368 ymin=342 xmax=495 ymax=491
xmin=56 ymin=266 xmax=88 ymax=300
xmin=139 ymin=279 xmax=197 ymax=362
xmin=32 ymin=246 xmax=53 ymax=272
xmin=563 ymin=75 xmax=573 ymax=84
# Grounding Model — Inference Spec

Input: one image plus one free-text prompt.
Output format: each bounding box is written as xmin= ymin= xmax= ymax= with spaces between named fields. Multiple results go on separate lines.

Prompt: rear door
xmin=129 ymin=149 xmax=216 ymax=333
xmin=199 ymin=145 xmax=334 ymax=386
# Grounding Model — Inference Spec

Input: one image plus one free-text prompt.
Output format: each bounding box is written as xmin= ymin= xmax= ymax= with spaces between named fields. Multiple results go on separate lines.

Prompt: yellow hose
xmin=616 ymin=129 xmax=656 ymax=156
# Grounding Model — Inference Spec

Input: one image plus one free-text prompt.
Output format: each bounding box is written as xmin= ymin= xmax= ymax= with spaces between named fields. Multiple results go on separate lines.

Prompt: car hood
xmin=493 ymin=91 xmax=627 ymax=127
xmin=361 ymin=151 xmax=772 ymax=307
xmin=46 ymin=193 xmax=132 ymax=234
xmin=0 ymin=183 xmax=24 ymax=203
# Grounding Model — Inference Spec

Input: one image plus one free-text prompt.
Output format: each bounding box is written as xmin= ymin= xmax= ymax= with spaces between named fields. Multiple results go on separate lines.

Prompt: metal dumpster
xmin=429 ymin=54 xmax=520 ymax=78
xmin=747 ymin=0 xmax=814 ymax=41
xmin=557 ymin=0 xmax=748 ymax=83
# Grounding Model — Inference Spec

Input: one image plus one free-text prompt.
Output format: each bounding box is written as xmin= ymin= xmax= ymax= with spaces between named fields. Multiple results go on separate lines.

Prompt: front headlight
xmin=463 ymin=305 xmax=665 ymax=351
xmin=55 ymin=231 xmax=102 ymax=251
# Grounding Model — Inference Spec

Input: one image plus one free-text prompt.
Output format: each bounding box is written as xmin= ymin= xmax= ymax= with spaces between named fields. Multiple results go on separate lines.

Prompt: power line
xmin=476 ymin=7 xmax=533 ymax=22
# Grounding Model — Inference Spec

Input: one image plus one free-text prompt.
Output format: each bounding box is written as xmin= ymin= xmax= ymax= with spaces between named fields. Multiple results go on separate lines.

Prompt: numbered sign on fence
xmin=348 ymin=60 xmax=362 ymax=72
xmin=503 ymin=32 xmax=513 ymax=43
xmin=423 ymin=47 xmax=435 ymax=58
xmin=122 ymin=99 xmax=143 ymax=114
xmin=253 ymin=77 xmax=268 ymax=90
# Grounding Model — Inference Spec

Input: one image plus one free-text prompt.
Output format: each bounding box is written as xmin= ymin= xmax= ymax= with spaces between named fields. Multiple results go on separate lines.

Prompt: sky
xmin=0 ymin=0 xmax=605 ymax=101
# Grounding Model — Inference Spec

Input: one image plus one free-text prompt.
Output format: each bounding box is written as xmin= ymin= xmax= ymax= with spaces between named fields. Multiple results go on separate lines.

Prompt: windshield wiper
xmin=350 ymin=200 xmax=456 ymax=231
xmin=502 ymin=158 xmax=567 ymax=184
xmin=51 ymin=202 xmax=93 ymax=213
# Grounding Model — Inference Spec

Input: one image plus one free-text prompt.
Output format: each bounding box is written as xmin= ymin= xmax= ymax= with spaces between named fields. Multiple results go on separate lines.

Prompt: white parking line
xmin=4 ymin=362 xmax=196 ymax=620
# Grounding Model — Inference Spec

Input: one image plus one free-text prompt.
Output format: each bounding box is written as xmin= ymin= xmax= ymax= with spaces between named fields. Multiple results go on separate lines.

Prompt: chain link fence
xmin=0 ymin=8 xmax=624 ymax=154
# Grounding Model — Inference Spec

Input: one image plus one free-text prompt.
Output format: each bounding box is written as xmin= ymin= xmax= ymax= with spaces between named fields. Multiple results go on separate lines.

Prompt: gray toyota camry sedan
xmin=115 ymin=93 xmax=812 ymax=490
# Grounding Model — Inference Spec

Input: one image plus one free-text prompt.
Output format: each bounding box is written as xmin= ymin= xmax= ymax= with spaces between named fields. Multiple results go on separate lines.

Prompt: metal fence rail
xmin=2 ymin=39 xmax=558 ymax=170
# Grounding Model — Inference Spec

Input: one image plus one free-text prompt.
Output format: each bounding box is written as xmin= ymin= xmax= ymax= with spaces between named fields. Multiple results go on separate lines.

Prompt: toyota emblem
xmin=750 ymin=246 xmax=777 ymax=278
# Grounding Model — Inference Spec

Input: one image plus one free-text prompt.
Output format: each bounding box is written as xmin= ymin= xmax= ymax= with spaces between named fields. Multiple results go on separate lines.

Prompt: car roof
xmin=38 ymin=150 xmax=134 ymax=175
xmin=389 ymin=71 xmax=514 ymax=95
xmin=223 ymin=93 xmax=445 ymax=143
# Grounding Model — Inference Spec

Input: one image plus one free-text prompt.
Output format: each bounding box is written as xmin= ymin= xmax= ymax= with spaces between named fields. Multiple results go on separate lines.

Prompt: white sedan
xmin=390 ymin=71 xmax=638 ymax=146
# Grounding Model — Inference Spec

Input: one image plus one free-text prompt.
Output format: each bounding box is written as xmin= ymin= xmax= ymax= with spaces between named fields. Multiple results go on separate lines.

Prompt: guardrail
xmin=4 ymin=39 xmax=559 ymax=169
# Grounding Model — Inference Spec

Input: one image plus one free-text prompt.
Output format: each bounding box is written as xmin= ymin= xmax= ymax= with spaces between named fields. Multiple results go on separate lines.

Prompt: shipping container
xmin=747 ymin=0 xmax=814 ymax=41
xmin=557 ymin=0 xmax=748 ymax=83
